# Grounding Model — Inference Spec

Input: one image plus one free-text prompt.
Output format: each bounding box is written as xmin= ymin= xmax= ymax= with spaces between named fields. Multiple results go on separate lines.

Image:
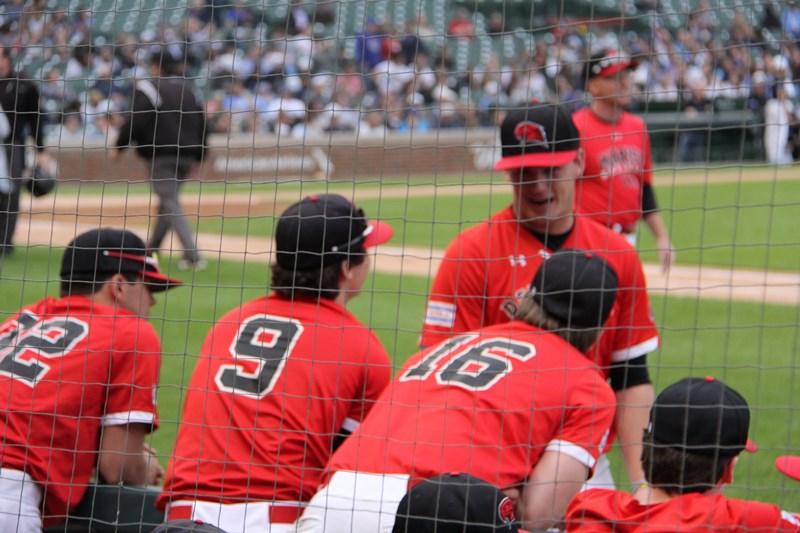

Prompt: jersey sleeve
xmin=609 ymin=249 xmax=660 ymax=363
xmin=642 ymin=123 xmax=653 ymax=187
xmin=738 ymin=500 xmax=800 ymax=532
xmin=345 ymin=332 xmax=392 ymax=428
xmin=419 ymin=234 xmax=487 ymax=347
xmin=545 ymin=371 xmax=616 ymax=471
xmin=103 ymin=319 xmax=161 ymax=430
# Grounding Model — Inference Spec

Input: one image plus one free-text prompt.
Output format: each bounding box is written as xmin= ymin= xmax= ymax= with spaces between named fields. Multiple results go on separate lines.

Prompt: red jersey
xmin=566 ymin=489 xmax=800 ymax=532
xmin=330 ymin=321 xmax=616 ymax=489
xmin=572 ymin=107 xmax=653 ymax=234
xmin=420 ymin=209 xmax=659 ymax=373
xmin=157 ymin=294 xmax=391 ymax=508
xmin=0 ymin=296 xmax=161 ymax=519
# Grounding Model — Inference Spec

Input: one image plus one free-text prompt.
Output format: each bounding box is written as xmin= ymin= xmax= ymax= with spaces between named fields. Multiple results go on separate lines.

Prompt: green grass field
xmin=61 ymin=173 xmax=800 ymax=272
xmin=1 ymin=173 xmax=799 ymax=510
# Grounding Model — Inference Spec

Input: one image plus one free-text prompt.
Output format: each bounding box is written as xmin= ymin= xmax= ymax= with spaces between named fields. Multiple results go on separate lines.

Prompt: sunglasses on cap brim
xmin=591 ymin=55 xmax=633 ymax=77
xmin=329 ymin=208 xmax=371 ymax=254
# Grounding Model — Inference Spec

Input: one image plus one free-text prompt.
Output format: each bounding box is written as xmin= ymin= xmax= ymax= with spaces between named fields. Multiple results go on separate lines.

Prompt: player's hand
xmin=143 ymin=444 xmax=164 ymax=486
xmin=108 ymin=149 xmax=121 ymax=162
xmin=657 ymin=237 xmax=675 ymax=274
xmin=503 ymin=486 xmax=521 ymax=505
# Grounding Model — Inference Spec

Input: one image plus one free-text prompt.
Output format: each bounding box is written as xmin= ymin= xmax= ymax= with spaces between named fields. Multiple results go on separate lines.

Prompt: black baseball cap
xmin=650 ymin=377 xmax=758 ymax=457
xmin=530 ymin=249 xmax=618 ymax=329
xmin=152 ymin=520 xmax=228 ymax=533
xmin=60 ymin=228 xmax=182 ymax=292
xmin=393 ymin=473 xmax=521 ymax=533
xmin=275 ymin=194 xmax=393 ymax=272
xmin=586 ymin=48 xmax=638 ymax=80
xmin=495 ymin=102 xmax=580 ymax=171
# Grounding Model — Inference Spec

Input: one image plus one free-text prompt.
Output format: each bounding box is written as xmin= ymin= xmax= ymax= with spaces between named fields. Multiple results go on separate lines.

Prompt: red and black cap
xmin=60 ymin=228 xmax=182 ymax=293
xmin=393 ymin=473 xmax=522 ymax=533
xmin=275 ymin=194 xmax=393 ymax=272
xmin=530 ymin=249 xmax=618 ymax=329
xmin=650 ymin=377 xmax=758 ymax=458
xmin=586 ymin=48 xmax=639 ymax=80
xmin=776 ymin=456 xmax=800 ymax=481
xmin=495 ymin=102 xmax=580 ymax=170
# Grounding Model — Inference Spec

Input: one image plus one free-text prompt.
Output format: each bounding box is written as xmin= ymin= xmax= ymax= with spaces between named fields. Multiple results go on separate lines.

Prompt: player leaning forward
xmin=295 ymin=248 xmax=620 ymax=532
xmin=0 ymin=228 xmax=181 ymax=531
xmin=157 ymin=194 xmax=394 ymax=533
xmin=420 ymin=102 xmax=660 ymax=491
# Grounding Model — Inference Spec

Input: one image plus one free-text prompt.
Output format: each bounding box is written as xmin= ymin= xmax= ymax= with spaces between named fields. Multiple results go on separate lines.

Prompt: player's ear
xmin=339 ymin=260 xmax=352 ymax=282
xmin=95 ymin=273 xmax=126 ymax=305
xmin=111 ymin=274 xmax=125 ymax=300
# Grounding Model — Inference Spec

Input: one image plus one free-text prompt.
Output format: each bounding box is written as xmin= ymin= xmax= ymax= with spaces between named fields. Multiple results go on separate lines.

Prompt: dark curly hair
xmin=641 ymin=428 xmax=732 ymax=495
xmin=270 ymin=254 xmax=366 ymax=300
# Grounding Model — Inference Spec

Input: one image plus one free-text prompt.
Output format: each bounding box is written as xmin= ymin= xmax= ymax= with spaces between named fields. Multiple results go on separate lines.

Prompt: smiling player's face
xmin=590 ymin=69 xmax=634 ymax=108
xmin=506 ymin=149 xmax=583 ymax=235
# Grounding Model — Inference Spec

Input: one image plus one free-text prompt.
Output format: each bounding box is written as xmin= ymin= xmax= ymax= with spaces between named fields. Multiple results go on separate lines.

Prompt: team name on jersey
xmin=600 ymin=147 xmax=643 ymax=181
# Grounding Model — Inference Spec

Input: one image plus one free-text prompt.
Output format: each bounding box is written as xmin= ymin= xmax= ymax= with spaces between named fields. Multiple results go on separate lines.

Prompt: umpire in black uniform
xmin=0 ymin=47 xmax=53 ymax=257
xmin=113 ymin=45 xmax=208 ymax=270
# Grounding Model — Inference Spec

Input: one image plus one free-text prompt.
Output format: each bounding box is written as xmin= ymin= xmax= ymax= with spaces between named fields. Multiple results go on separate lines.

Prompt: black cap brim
xmin=141 ymin=269 xmax=183 ymax=292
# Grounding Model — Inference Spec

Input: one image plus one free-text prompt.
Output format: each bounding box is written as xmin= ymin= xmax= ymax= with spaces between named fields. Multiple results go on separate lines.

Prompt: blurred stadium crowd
xmin=2 ymin=0 xmax=800 ymax=160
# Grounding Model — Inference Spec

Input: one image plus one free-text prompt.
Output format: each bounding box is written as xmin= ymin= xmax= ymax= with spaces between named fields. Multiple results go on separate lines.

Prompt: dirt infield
xmin=12 ymin=167 xmax=800 ymax=307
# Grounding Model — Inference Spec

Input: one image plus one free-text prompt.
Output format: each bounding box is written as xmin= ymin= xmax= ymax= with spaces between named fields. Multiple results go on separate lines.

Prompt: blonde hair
xmin=514 ymin=294 xmax=600 ymax=353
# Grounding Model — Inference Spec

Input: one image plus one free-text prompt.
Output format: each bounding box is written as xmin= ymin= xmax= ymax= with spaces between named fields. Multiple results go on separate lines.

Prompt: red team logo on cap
xmin=498 ymin=496 xmax=516 ymax=523
xmin=514 ymin=121 xmax=549 ymax=148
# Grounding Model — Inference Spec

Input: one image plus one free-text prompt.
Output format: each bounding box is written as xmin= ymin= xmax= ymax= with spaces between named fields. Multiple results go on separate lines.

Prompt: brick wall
xmin=52 ymin=130 xmax=500 ymax=184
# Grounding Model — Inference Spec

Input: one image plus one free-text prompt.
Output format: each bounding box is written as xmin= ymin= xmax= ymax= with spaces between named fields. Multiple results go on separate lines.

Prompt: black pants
xmin=0 ymin=145 xmax=27 ymax=255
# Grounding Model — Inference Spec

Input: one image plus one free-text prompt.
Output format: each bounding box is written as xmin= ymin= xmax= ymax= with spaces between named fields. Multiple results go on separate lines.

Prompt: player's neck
xmin=590 ymin=100 xmax=623 ymax=124
xmin=635 ymin=485 xmax=669 ymax=505
xmin=522 ymin=217 xmax=575 ymax=249
xmin=637 ymin=485 xmax=720 ymax=506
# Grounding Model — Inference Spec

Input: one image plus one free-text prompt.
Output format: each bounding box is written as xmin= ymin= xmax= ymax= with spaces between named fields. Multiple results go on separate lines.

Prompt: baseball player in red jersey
xmin=157 ymin=194 xmax=393 ymax=533
xmin=566 ymin=377 xmax=800 ymax=532
xmin=0 ymin=228 xmax=181 ymax=531
xmin=573 ymin=48 xmax=674 ymax=272
xmin=295 ymin=249 xmax=619 ymax=532
xmin=420 ymin=102 xmax=659 ymax=490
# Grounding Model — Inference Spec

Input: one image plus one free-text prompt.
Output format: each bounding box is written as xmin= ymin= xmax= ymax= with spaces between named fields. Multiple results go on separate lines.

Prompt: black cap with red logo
xmin=393 ymin=473 xmax=522 ymax=533
xmin=495 ymin=102 xmax=580 ymax=171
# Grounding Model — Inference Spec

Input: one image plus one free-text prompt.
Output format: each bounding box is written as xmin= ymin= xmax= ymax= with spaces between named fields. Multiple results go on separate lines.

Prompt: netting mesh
xmin=0 ymin=0 xmax=798 ymax=531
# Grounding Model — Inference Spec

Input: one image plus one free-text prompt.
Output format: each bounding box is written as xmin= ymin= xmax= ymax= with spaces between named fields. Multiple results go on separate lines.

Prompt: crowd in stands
xmin=2 ymin=0 xmax=800 ymax=161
